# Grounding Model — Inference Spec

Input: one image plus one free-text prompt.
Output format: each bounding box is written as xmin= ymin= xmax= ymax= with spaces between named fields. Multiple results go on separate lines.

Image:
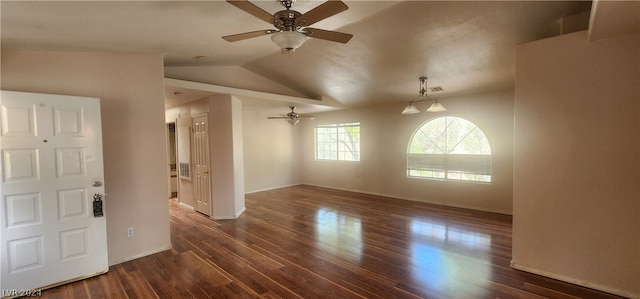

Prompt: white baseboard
xmin=245 ymin=183 xmax=301 ymax=194
xmin=510 ymin=261 xmax=639 ymax=299
xmin=108 ymin=243 xmax=173 ymax=266
xmin=302 ymin=184 xmax=512 ymax=215
xmin=212 ymin=207 xmax=246 ymax=220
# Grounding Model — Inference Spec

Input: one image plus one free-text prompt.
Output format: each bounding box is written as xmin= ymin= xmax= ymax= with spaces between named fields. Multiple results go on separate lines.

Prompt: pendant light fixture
xmin=401 ymin=77 xmax=446 ymax=114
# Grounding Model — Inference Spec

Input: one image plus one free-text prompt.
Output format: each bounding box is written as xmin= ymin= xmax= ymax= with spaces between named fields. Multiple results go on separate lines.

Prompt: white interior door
xmin=192 ymin=114 xmax=211 ymax=216
xmin=0 ymin=91 xmax=108 ymax=292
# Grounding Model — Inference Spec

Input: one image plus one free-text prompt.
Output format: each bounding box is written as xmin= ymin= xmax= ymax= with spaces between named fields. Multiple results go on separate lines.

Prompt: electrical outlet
xmin=127 ymin=227 xmax=134 ymax=237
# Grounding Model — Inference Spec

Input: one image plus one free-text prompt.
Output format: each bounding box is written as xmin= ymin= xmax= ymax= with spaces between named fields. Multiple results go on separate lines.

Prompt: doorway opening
xmin=166 ymin=122 xmax=178 ymax=198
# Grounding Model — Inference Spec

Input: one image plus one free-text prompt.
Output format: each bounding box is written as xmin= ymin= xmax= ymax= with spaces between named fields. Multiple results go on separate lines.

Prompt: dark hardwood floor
xmin=40 ymin=185 xmax=624 ymax=298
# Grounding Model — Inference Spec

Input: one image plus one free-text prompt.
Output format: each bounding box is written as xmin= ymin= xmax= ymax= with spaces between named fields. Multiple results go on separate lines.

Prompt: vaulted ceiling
xmin=2 ymin=1 xmax=638 ymax=114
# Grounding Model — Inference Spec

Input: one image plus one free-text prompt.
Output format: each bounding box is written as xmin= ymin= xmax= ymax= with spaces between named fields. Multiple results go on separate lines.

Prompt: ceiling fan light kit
xmin=223 ymin=0 xmax=353 ymax=53
xmin=271 ymin=31 xmax=307 ymax=52
xmin=401 ymin=77 xmax=447 ymax=114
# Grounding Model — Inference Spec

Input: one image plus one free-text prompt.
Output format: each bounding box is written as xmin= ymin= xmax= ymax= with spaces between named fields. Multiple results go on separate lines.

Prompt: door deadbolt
xmin=93 ymin=193 xmax=104 ymax=217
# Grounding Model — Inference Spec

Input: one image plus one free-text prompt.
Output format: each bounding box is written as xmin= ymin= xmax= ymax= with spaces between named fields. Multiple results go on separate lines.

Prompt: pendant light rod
xmin=419 ymin=76 xmax=427 ymax=97
xmin=414 ymin=76 xmax=434 ymax=103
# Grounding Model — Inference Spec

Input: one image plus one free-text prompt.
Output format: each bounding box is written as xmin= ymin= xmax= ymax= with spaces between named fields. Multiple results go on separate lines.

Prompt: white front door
xmin=192 ymin=114 xmax=211 ymax=216
xmin=0 ymin=91 xmax=108 ymax=292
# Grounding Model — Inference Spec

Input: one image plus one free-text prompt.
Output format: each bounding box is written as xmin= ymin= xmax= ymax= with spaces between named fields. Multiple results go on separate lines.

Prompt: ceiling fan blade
xmin=267 ymin=116 xmax=290 ymax=119
xmin=304 ymin=28 xmax=353 ymax=43
xmin=226 ymin=0 xmax=282 ymax=25
xmin=295 ymin=0 xmax=348 ymax=26
xmin=222 ymin=30 xmax=277 ymax=42
xmin=299 ymin=115 xmax=315 ymax=119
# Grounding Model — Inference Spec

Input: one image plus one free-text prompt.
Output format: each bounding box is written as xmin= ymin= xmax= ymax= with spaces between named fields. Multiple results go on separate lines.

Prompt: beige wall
xmin=242 ymin=109 xmax=303 ymax=193
xmin=209 ymin=95 xmax=246 ymax=219
xmin=513 ymin=31 xmax=639 ymax=297
xmin=2 ymin=50 xmax=172 ymax=265
xmin=300 ymin=89 xmax=515 ymax=214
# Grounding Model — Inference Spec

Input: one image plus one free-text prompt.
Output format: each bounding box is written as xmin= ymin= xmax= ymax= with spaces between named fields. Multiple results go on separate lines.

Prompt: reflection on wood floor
xmin=42 ymin=185 xmax=624 ymax=298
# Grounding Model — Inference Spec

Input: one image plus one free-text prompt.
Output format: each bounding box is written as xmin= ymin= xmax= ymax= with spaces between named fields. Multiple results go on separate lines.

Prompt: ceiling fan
xmin=223 ymin=0 xmax=353 ymax=53
xmin=268 ymin=106 xmax=315 ymax=125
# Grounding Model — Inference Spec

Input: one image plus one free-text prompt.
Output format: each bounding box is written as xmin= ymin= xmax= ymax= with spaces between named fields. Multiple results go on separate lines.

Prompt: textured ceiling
xmin=3 ymin=0 xmax=634 ymax=113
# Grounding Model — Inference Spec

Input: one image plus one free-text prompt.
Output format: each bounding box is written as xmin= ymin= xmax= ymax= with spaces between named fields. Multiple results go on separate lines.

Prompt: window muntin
xmin=407 ymin=117 xmax=491 ymax=182
xmin=316 ymin=122 xmax=360 ymax=161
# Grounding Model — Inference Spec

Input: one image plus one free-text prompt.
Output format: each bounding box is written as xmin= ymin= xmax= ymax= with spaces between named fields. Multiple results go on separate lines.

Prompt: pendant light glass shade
xmin=287 ymin=118 xmax=300 ymax=125
xmin=402 ymin=103 xmax=420 ymax=114
xmin=426 ymin=102 xmax=447 ymax=112
xmin=271 ymin=31 xmax=307 ymax=52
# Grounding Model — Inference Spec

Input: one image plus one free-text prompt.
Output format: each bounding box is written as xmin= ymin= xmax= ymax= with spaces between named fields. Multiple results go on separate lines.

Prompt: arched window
xmin=407 ymin=117 xmax=492 ymax=182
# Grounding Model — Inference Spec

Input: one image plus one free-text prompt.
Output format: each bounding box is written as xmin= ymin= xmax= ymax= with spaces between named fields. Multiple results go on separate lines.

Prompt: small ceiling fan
xmin=223 ymin=0 xmax=353 ymax=53
xmin=268 ymin=106 xmax=315 ymax=125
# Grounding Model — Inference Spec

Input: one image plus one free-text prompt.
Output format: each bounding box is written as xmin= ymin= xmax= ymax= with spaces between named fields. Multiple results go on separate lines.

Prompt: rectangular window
xmin=315 ymin=122 xmax=360 ymax=161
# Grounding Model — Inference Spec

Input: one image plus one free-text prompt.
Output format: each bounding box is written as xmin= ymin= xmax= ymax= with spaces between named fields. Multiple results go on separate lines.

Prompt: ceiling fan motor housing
xmin=274 ymin=10 xmax=302 ymax=31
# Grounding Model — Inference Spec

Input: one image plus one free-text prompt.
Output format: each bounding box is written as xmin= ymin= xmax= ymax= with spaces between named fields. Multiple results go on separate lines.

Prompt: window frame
xmin=315 ymin=122 xmax=361 ymax=162
xmin=407 ymin=116 xmax=492 ymax=183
